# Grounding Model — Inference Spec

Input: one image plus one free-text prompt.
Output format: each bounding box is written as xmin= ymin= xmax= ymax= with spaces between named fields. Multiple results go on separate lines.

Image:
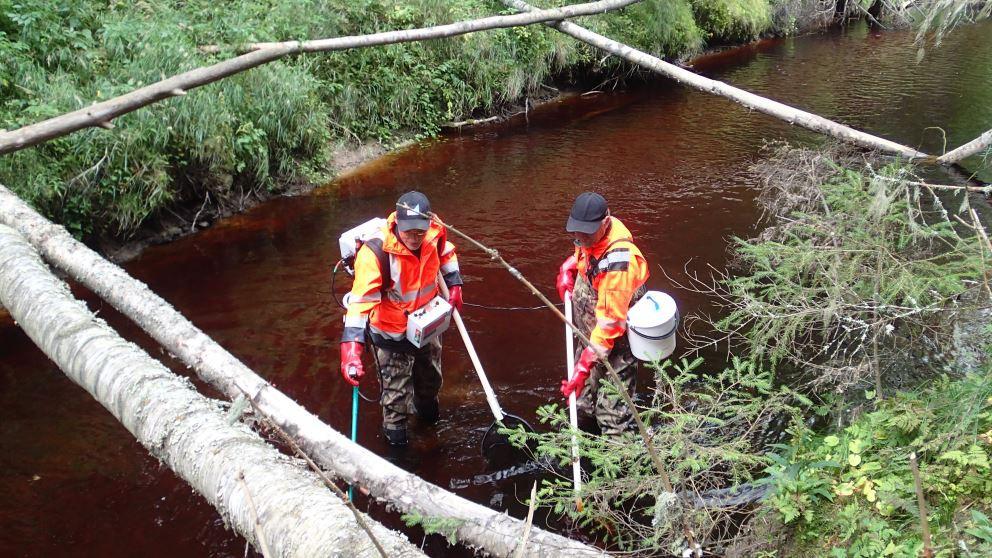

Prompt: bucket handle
xmin=630 ymin=309 xmax=679 ymax=340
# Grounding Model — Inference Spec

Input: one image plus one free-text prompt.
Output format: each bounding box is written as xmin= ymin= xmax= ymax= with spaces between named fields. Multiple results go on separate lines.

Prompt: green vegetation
xmin=717 ymin=144 xmax=990 ymax=386
xmin=692 ymin=0 xmax=772 ymax=42
xmin=510 ymin=356 xmax=805 ymax=554
xmin=763 ymin=373 xmax=992 ymax=557
xmin=400 ymin=512 xmax=465 ymax=545
xmin=513 ymin=145 xmax=992 ymax=555
xmin=745 ymin=147 xmax=992 ymax=556
xmin=0 ymin=0 xmax=781 ymax=239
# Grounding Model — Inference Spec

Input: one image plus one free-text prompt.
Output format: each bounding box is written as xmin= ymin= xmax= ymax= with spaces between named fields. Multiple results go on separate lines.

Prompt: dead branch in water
xmin=500 ymin=0 xmax=932 ymax=162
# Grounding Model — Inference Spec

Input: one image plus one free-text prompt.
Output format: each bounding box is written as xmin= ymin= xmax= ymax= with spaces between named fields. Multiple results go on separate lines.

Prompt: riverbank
xmin=3 ymin=17 xmax=991 ymax=556
xmin=1 ymin=0 xmax=836 ymax=262
xmin=96 ymin=88 xmax=564 ymax=262
xmin=97 ymin=32 xmax=808 ymax=263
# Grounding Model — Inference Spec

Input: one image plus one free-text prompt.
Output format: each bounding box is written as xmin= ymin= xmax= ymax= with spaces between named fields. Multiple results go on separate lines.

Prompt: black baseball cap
xmin=395 ymin=191 xmax=431 ymax=231
xmin=566 ymin=192 xmax=608 ymax=234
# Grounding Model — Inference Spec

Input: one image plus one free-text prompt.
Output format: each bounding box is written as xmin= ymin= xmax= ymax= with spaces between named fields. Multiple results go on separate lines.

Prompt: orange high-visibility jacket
xmin=573 ymin=216 xmax=649 ymax=354
xmin=342 ymin=212 xmax=461 ymax=347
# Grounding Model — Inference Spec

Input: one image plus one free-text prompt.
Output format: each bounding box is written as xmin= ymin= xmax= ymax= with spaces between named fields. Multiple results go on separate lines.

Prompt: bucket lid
xmin=627 ymin=291 xmax=677 ymax=329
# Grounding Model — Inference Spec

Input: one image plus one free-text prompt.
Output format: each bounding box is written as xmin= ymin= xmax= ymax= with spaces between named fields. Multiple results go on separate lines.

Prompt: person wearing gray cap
xmin=340 ymin=191 xmax=464 ymax=446
xmin=556 ymin=192 xmax=650 ymax=435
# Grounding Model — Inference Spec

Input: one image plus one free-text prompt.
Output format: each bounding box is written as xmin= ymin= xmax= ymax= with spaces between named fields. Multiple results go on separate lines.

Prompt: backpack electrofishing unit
xmin=336 ymin=218 xmax=452 ymax=348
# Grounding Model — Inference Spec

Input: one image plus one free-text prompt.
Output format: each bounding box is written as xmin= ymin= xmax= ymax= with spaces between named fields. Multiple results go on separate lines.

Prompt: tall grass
xmin=0 ymin=0 xmax=777 ymax=239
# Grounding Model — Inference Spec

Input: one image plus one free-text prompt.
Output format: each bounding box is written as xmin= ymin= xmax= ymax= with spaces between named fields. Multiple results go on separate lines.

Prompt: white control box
xmin=406 ymin=296 xmax=452 ymax=348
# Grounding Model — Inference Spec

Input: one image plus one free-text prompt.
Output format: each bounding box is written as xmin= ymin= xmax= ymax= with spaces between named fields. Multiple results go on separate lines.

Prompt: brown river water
xmin=1 ymin=21 xmax=990 ymax=557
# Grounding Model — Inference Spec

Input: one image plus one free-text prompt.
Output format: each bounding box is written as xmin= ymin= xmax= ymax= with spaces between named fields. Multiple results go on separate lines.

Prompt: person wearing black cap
xmin=340 ymin=191 xmax=464 ymax=446
xmin=556 ymin=192 xmax=649 ymax=435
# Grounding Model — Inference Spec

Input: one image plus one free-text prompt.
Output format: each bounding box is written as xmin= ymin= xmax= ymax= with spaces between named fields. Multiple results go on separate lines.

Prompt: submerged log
xmin=0 ymin=224 xmax=424 ymax=558
xmin=0 ymin=183 xmax=606 ymax=558
xmin=0 ymin=0 xmax=638 ymax=156
xmin=501 ymin=0 xmax=929 ymax=160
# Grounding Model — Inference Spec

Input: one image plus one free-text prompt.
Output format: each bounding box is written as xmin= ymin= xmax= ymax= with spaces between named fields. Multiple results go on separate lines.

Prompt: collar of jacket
xmin=382 ymin=211 xmax=444 ymax=255
xmin=584 ymin=216 xmax=633 ymax=258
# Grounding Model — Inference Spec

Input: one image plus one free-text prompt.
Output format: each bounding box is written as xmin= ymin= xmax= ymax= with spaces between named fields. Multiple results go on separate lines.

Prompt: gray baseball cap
xmin=565 ymin=192 xmax=608 ymax=234
xmin=395 ymin=191 xmax=431 ymax=231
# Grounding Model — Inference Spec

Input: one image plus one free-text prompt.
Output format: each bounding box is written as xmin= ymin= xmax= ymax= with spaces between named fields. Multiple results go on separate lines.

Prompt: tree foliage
xmin=761 ymin=372 xmax=992 ymax=557
xmin=511 ymin=357 xmax=805 ymax=555
xmin=689 ymin=144 xmax=992 ymax=393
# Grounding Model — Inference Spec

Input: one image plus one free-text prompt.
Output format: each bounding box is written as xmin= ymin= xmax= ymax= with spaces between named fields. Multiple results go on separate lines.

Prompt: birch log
xmin=0 ymin=183 xmax=605 ymax=558
xmin=938 ymin=128 xmax=992 ymax=164
xmin=501 ymin=0 xmax=930 ymax=160
xmin=0 ymin=0 xmax=638 ymax=155
xmin=201 ymin=0 xmax=640 ymax=54
xmin=0 ymin=224 xmax=424 ymax=558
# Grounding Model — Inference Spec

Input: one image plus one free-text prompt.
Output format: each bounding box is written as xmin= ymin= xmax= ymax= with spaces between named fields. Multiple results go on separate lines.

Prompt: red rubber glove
xmin=340 ymin=341 xmax=364 ymax=386
xmin=561 ymin=346 xmax=598 ymax=398
xmin=556 ymin=255 xmax=578 ymax=302
xmin=448 ymin=285 xmax=463 ymax=313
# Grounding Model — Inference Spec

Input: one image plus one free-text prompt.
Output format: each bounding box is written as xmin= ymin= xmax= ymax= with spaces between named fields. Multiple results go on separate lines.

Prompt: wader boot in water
xmin=376 ymin=336 xmax=443 ymax=445
xmin=571 ymin=275 xmax=646 ymax=436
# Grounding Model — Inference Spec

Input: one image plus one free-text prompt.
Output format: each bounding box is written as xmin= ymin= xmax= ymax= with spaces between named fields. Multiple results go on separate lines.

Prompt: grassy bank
xmin=760 ymin=372 xmax=992 ymax=558
xmin=0 ymin=0 xmax=785 ymax=241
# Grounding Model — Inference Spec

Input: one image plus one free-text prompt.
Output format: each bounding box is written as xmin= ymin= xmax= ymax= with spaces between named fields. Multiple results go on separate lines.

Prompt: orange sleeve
xmin=589 ymin=253 xmax=649 ymax=353
xmin=341 ymin=245 xmax=383 ymax=344
xmin=439 ymin=240 xmax=463 ymax=287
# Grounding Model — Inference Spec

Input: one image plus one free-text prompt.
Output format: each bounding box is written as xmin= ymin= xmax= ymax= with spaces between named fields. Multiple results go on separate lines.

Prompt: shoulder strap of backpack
xmin=437 ymin=228 xmax=447 ymax=259
xmin=603 ymin=237 xmax=634 ymax=253
xmin=586 ymin=237 xmax=634 ymax=280
xmin=363 ymin=238 xmax=391 ymax=295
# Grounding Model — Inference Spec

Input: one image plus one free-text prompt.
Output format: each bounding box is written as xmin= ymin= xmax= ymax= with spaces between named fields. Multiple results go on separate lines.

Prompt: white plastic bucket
xmin=626 ymin=291 xmax=678 ymax=362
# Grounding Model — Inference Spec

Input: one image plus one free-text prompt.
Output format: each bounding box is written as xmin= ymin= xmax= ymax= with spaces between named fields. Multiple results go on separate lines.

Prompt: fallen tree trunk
xmin=0 ymin=46 xmax=292 ymax=156
xmin=501 ymin=0 xmax=930 ymax=160
xmin=0 ymin=0 xmax=638 ymax=155
xmin=938 ymin=128 xmax=992 ymax=164
xmin=0 ymin=224 xmax=424 ymax=558
xmin=0 ymin=183 xmax=605 ymax=558
xmin=200 ymin=0 xmax=639 ymax=54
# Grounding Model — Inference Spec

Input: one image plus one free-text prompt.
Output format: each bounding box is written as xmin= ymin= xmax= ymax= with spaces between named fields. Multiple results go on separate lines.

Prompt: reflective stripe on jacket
xmin=573 ymin=216 xmax=649 ymax=354
xmin=342 ymin=212 xmax=461 ymax=345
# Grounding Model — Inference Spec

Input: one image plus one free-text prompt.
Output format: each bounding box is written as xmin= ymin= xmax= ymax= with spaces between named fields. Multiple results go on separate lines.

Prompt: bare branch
xmin=872 ymin=174 xmax=991 ymax=193
xmin=240 ymin=393 xmax=389 ymax=558
xmin=237 ymin=471 xmax=273 ymax=558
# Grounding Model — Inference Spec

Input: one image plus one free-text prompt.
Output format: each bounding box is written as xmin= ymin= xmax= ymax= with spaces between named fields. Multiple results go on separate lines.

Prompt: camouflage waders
xmin=375 ymin=336 xmax=443 ymax=430
xmin=571 ymin=275 xmax=645 ymax=436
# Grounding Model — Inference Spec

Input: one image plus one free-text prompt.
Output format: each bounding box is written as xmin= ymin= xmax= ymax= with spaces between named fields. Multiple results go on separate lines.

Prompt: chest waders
xmin=572 ymin=239 xmax=646 ymax=436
